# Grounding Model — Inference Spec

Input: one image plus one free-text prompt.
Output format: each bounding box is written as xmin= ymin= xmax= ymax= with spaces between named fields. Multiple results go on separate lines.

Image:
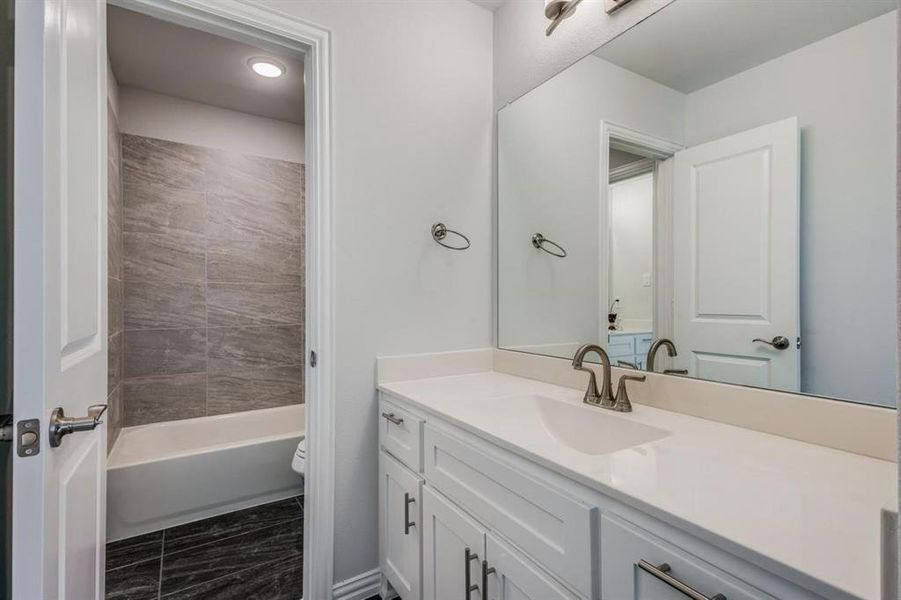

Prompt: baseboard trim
xmin=333 ymin=568 xmax=381 ymax=600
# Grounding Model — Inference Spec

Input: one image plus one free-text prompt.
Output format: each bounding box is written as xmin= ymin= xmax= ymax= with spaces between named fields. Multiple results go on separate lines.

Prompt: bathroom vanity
xmin=377 ymin=367 xmax=894 ymax=600
xmin=377 ymin=2 xmax=899 ymax=599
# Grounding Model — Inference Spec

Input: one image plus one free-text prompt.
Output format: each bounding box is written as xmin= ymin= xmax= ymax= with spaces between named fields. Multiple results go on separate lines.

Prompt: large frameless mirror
xmin=497 ymin=0 xmax=898 ymax=408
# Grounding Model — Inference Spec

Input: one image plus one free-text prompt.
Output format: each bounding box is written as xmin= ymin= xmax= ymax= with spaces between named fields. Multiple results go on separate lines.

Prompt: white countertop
xmin=379 ymin=371 xmax=896 ymax=600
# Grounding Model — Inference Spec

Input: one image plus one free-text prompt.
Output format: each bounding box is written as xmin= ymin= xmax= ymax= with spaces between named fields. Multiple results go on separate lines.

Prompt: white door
xmin=12 ymin=1 xmax=108 ymax=598
xmin=422 ymin=486 xmax=486 ymax=600
xmin=484 ymin=532 xmax=579 ymax=600
xmin=672 ymin=117 xmax=800 ymax=390
xmin=379 ymin=450 xmax=422 ymax=600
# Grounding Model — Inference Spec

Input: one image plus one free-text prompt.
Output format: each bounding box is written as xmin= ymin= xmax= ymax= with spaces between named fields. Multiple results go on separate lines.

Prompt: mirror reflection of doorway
xmin=607 ymin=154 xmax=655 ymax=369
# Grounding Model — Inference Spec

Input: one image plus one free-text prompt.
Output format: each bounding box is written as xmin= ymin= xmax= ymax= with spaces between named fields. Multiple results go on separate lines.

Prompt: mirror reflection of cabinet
xmin=497 ymin=0 xmax=897 ymax=408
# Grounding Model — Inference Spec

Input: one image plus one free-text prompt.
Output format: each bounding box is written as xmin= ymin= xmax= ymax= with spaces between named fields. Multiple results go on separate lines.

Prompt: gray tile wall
xmin=121 ymin=134 xmax=305 ymax=426
xmin=107 ymin=104 xmax=124 ymax=451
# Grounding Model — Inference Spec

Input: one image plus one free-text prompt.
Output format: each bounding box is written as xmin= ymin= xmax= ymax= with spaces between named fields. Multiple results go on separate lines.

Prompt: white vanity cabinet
xmin=379 ymin=450 xmax=422 ymax=600
xmin=379 ymin=392 xmax=835 ymax=600
xmin=600 ymin=514 xmax=778 ymax=600
xmin=420 ymin=486 xmax=580 ymax=600
xmin=421 ymin=486 xmax=486 ymax=600
xmin=486 ymin=532 xmax=582 ymax=600
xmin=607 ymin=331 xmax=653 ymax=369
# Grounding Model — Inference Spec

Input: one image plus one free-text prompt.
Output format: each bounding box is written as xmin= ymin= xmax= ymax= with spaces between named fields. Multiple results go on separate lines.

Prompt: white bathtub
xmin=107 ymin=404 xmax=304 ymax=541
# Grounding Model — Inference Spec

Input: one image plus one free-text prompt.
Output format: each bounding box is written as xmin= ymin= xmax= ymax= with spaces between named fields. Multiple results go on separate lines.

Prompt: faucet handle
xmin=613 ymin=374 xmax=645 ymax=412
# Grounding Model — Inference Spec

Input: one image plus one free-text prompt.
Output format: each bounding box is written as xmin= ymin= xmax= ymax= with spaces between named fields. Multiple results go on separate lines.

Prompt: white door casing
xmin=598 ymin=121 xmax=682 ymax=348
xmin=672 ymin=117 xmax=800 ymax=391
xmin=12 ymin=0 xmax=109 ymax=598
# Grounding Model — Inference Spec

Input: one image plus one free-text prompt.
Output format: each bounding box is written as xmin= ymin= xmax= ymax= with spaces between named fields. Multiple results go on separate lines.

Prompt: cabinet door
xmin=422 ymin=486 xmax=487 ymax=600
xmin=485 ymin=533 xmax=580 ymax=600
xmin=380 ymin=450 xmax=422 ymax=600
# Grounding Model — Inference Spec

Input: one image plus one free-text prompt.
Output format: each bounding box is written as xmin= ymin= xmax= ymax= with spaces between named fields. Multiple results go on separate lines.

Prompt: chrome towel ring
xmin=432 ymin=223 xmax=471 ymax=251
xmin=532 ymin=233 xmax=567 ymax=258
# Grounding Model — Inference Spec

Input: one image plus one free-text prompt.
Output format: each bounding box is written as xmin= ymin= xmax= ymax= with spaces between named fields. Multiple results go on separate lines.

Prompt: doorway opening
xmin=598 ymin=122 xmax=681 ymax=370
xmin=101 ymin=2 xmax=329 ymax=598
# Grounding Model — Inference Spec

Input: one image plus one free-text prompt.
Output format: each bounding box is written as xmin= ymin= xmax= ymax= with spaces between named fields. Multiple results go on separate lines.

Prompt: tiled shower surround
xmin=119 ymin=134 xmax=305 ymax=426
xmin=107 ymin=105 xmax=125 ymax=449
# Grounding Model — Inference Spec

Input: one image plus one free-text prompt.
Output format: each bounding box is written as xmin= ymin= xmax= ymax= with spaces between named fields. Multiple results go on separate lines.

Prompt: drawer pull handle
xmin=465 ymin=547 xmax=479 ymax=600
xmin=382 ymin=411 xmax=404 ymax=426
xmin=403 ymin=492 xmax=416 ymax=534
xmin=638 ymin=560 xmax=726 ymax=600
xmin=481 ymin=560 xmax=496 ymax=599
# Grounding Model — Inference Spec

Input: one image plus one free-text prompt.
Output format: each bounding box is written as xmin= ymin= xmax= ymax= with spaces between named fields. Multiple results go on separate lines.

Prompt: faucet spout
xmin=646 ymin=338 xmax=677 ymax=373
xmin=572 ymin=344 xmax=614 ymax=407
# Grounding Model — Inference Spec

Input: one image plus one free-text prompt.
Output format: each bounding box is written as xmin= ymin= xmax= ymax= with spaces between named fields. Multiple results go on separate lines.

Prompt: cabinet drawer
xmin=601 ymin=514 xmax=777 ymax=600
xmin=635 ymin=336 xmax=653 ymax=358
xmin=380 ymin=397 xmax=424 ymax=472
xmin=424 ymin=425 xmax=595 ymax=599
xmin=607 ymin=337 xmax=635 ymax=356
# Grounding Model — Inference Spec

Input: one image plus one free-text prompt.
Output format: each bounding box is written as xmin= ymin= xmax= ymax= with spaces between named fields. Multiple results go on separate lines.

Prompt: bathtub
xmin=107 ymin=404 xmax=304 ymax=541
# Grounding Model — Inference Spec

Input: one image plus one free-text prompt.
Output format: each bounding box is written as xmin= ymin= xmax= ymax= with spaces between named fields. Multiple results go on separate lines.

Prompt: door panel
xmin=422 ymin=486 xmax=486 ymax=600
xmin=380 ymin=451 xmax=422 ymax=600
xmin=673 ymin=117 xmax=800 ymax=391
xmin=485 ymin=533 xmax=579 ymax=600
xmin=12 ymin=0 xmax=108 ymax=597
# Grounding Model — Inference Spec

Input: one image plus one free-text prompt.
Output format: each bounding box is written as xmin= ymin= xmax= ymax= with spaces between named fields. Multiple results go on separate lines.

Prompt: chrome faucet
xmin=646 ymin=338 xmax=688 ymax=374
xmin=571 ymin=344 xmax=614 ymax=408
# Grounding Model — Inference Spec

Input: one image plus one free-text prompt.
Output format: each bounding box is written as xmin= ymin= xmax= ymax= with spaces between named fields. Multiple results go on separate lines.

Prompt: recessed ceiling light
xmin=248 ymin=58 xmax=285 ymax=78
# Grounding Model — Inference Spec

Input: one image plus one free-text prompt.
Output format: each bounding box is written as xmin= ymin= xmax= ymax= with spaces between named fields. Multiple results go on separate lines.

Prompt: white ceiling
xmin=108 ymin=6 xmax=305 ymax=124
xmin=594 ymin=0 xmax=896 ymax=93
xmin=468 ymin=0 xmax=507 ymax=12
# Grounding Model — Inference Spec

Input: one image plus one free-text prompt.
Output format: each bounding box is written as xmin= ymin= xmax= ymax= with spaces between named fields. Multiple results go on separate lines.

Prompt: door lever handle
xmin=752 ymin=336 xmax=790 ymax=350
xmin=49 ymin=404 xmax=107 ymax=447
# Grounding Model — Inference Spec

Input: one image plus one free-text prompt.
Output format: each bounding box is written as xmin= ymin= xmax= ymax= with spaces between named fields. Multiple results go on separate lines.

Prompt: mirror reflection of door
xmin=672 ymin=118 xmax=801 ymax=391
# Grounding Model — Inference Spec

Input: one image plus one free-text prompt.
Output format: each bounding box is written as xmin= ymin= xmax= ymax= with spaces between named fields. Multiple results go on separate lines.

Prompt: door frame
xmin=106 ymin=1 xmax=335 ymax=597
xmin=597 ymin=121 xmax=682 ymax=346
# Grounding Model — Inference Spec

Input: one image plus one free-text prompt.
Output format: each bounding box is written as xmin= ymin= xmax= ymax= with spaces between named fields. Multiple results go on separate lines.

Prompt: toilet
xmin=292 ymin=437 xmax=306 ymax=477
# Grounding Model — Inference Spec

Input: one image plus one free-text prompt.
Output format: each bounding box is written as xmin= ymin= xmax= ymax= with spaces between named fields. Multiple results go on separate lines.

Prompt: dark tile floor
xmin=106 ymin=496 xmax=303 ymax=600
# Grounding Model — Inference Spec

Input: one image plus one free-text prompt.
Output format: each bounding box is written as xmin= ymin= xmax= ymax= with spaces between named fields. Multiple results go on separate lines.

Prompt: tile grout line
xmin=162 ymin=514 xmax=303 ymax=560
xmin=122 ymin=322 xmax=305 ymax=333
xmin=157 ymin=529 xmax=166 ymax=600
xmin=204 ymin=188 xmax=210 ymax=420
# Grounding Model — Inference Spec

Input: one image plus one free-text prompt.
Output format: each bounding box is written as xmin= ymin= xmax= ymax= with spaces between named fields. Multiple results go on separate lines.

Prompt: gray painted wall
xmin=253 ymin=0 xmax=494 ymax=583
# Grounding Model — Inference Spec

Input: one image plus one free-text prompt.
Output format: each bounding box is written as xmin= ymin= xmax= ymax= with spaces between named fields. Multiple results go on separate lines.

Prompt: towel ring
xmin=532 ymin=233 xmax=567 ymax=258
xmin=432 ymin=223 xmax=471 ymax=251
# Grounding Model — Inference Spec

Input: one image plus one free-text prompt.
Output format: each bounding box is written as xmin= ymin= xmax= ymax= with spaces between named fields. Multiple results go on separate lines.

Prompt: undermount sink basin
xmin=528 ymin=395 xmax=670 ymax=455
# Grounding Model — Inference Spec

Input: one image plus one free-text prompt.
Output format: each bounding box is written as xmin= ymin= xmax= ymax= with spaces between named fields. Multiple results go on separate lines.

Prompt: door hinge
xmin=796 ymin=337 xmax=802 ymax=349
xmin=310 ymin=350 xmax=317 ymax=368
xmin=0 ymin=414 xmax=12 ymax=442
